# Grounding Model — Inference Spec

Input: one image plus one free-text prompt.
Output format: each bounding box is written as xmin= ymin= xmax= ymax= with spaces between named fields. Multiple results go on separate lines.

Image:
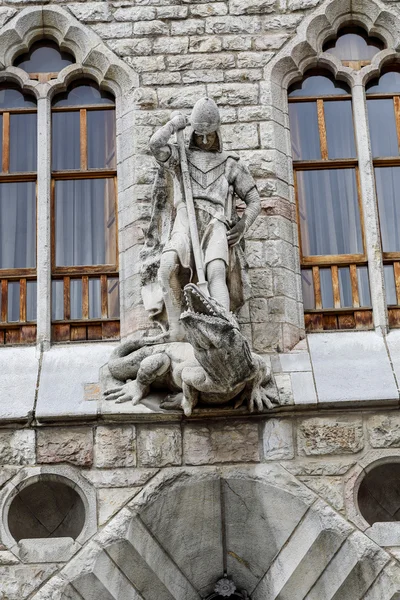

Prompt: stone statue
xmin=104 ymin=97 xmax=279 ymax=414
xmin=141 ymin=97 xmax=261 ymax=340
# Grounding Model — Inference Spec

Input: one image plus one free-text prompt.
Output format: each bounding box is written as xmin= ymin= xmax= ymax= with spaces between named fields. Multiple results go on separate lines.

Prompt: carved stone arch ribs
xmin=28 ymin=465 xmax=400 ymax=600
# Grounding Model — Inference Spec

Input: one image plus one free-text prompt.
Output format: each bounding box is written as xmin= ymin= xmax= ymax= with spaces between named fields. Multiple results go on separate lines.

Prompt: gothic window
xmin=51 ymin=81 xmax=119 ymax=342
xmin=0 ymin=86 xmax=37 ymax=344
xmin=288 ymin=71 xmax=372 ymax=332
xmin=367 ymin=69 xmax=400 ymax=327
xmin=323 ymin=27 xmax=384 ymax=69
xmin=14 ymin=41 xmax=75 ymax=82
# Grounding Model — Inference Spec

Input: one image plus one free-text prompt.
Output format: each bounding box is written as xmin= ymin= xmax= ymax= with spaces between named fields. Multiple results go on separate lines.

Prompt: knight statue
xmin=104 ymin=98 xmax=279 ymax=415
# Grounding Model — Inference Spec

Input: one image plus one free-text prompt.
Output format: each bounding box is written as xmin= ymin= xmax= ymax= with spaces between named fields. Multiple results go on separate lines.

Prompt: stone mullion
xmin=36 ymin=95 xmax=52 ymax=349
xmin=352 ymin=82 xmax=388 ymax=335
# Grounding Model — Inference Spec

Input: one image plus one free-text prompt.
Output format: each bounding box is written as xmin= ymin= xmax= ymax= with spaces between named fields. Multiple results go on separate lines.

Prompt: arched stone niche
xmin=31 ymin=465 xmax=400 ymax=599
xmin=262 ymin=0 xmax=400 ymax=344
xmin=0 ymin=464 xmax=96 ymax=563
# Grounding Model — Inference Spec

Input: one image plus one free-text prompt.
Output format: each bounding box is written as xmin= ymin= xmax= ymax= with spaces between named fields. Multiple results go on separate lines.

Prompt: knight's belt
xmin=193 ymin=198 xmax=229 ymax=227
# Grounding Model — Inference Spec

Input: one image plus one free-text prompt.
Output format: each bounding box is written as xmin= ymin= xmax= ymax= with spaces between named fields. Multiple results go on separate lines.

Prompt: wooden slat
xmin=53 ymin=265 xmax=118 ymax=276
xmin=102 ymin=321 xmax=120 ymax=339
xmin=19 ymin=278 xmax=26 ymax=322
xmin=317 ymin=99 xmax=328 ymax=160
xmin=1 ymin=279 xmax=7 ymax=322
xmin=71 ymin=325 xmax=87 ymax=341
xmin=2 ymin=111 xmax=9 ymax=173
xmin=52 ymin=323 xmax=70 ymax=342
xmin=394 ymin=96 xmax=400 ymax=156
xmin=293 ymin=159 xmax=358 ymax=169
xmin=301 ymin=254 xmax=366 ymax=266
xmin=289 ymin=94 xmax=352 ymax=103
xmin=80 ymin=109 xmax=88 ymax=171
xmin=355 ymin=309 xmax=374 ymax=330
xmin=82 ymin=276 xmax=89 ymax=320
xmin=304 ymin=313 xmax=323 ymax=332
xmin=350 ymin=264 xmax=360 ymax=308
xmin=323 ymin=314 xmax=338 ymax=330
xmin=101 ymin=275 xmax=108 ymax=318
xmin=20 ymin=325 xmax=36 ymax=344
xmin=63 ymin=276 xmax=70 ymax=321
xmin=394 ymin=262 xmax=400 ymax=305
xmin=6 ymin=329 xmax=20 ymax=344
xmin=312 ymin=266 xmax=322 ymax=310
xmin=338 ymin=314 xmax=356 ymax=329
xmin=331 ymin=265 xmax=341 ymax=308
xmin=52 ymin=170 xmax=117 ymax=180
xmin=53 ymin=105 xmax=115 ymax=113
xmin=88 ymin=324 xmax=102 ymax=340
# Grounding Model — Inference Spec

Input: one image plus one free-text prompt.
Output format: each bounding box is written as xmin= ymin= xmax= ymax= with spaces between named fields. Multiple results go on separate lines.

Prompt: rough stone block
xmin=367 ymin=414 xmax=400 ymax=448
xmin=83 ymin=468 xmax=156 ymax=488
xmin=205 ymin=16 xmax=262 ymax=35
xmin=0 ymin=565 xmax=58 ymax=600
xmin=68 ymin=3 xmax=112 ymax=22
xmin=92 ymin=22 xmax=133 ymax=40
xmin=95 ymin=425 xmax=136 ymax=468
xmin=208 ymin=82 xmax=259 ymax=105
xmin=191 ymin=3 xmax=228 ymax=16
xmin=171 ymin=19 xmax=205 ymax=35
xmin=0 ymin=430 xmax=35 ymax=465
xmin=183 ymin=422 xmax=259 ymax=464
xmin=365 ymin=522 xmax=400 ymax=546
xmin=137 ymin=425 xmax=182 ymax=467
xmin=158 ymin=85 xmax=207 ymax=108
xmin=36 ymin=428 xmax=93 ymax=466
xmin=220 ymin=122 xmax=259 ymax=149
xmin=98 ymin=487 xmax=140 ymax=525
xmin=189 ymin=35 xmax=223 ymax=53
xmin=230 ymin=0 xmax=275 ymax=13
xmin=299 ymin=476 xmax=344 ymax=512
xmin=298 ymin=417 xmax=364 ymax=456
xmin=157 ymin=6 xmax=188 ymax=19
xmin=0 ymin=8 xmax=16 ymax=29
xmin=153 ymin=37 xmax=189 ymax=54
xmin=133 ymin=20 xmax=169 ymax=36
xmin=262 ymin=419 xmax=294 ymax=460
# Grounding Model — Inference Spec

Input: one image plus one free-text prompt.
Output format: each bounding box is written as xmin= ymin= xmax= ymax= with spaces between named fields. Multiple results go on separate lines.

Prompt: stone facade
xmin=1 ymin=0 xmax=400 ymax=597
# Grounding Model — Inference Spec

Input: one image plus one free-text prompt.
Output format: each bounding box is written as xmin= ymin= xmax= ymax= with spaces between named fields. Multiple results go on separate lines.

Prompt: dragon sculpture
xmin=104 ymin=283 xmax=278 ymax=416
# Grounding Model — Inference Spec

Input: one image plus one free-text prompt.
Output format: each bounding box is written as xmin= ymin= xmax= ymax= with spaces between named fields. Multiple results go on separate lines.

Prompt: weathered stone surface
xmin=262 ymin=419 xmax=294 ymax=460
xmin=183 ymin=422 xmax=259 ymax=464
xmin=137 ymin=425 xmax=182 ymax=467
xmin=299 ymin=476 xmax=344 ymax=512
xmin=95 ymin=425 xmax=136 ymax=468
xmin=98 ymin=487 xmax=141 ymax=525
xmin=82 ymin=468 xmax=157 ymax=488
xmin=284 ymin=461 xmax=355 ymax=476
xmin=68 ymin=2 xmax=112 ymax=22
xmin=36 ymin=428 xmax=93 ymax=466
xmin=366 ymin=522 xmax=400 ymax=546
xmin=298 ymin=418 xmax=364 ymax=456
xmin=0 ymin=430 xmax=35 ymax=465
xmin=367 ymin=414 xmax=400 ymax=448
xmin=0 ymin=565 xmax=58 ymax=599
xmin=230 ymin=0 xmax=275 ymax=14
xmin=0 ymin=550 xmax=19 ymax=565
xmin=19 ymin=538 xmax=80 ymax=563
xmin=0 ymin=7 xmax=16 ymax=28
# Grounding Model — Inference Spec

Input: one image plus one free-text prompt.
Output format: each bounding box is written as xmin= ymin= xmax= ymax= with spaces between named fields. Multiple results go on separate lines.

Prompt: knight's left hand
xmin=227 ymin=220 xmax=245 ymax=246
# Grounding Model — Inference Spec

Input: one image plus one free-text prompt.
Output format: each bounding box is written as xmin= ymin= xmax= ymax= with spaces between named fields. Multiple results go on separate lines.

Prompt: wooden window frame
xmin=50 ymin=102 xmax=119 ymax=342
xmin=290 ymin=91 xmax=373 ymax=331
xmin=0 ymin=102 xmax=37 ymax=344
xmin=367 ymin=88 xmax=400 ymax=327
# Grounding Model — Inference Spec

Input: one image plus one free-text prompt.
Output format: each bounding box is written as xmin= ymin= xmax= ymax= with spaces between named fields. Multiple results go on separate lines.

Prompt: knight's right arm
xmin=149 ymin=114 xmax=186 ymax=162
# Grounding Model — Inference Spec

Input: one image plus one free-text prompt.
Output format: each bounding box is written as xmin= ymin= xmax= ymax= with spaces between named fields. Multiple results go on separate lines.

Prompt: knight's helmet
xmin=189 ymin=97 xmax=223 ymax=152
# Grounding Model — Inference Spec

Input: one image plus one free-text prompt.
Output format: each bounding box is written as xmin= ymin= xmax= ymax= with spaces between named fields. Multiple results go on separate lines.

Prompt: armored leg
xmin=158 ymin=250 xmax=186 ymax=341
xmin=206 ymin=258 xmax=229 ymax=310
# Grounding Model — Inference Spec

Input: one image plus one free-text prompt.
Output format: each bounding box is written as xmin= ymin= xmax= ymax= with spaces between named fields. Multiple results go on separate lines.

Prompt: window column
xmin=352 ymin=80 xmax=388 ymax=334
xmin=36 ymin=94 xmax=51 ymax=349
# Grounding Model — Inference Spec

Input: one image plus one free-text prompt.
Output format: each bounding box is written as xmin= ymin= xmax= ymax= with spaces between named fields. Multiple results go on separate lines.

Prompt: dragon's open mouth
xmin=181 ymin=283 xmax=221 ymax=319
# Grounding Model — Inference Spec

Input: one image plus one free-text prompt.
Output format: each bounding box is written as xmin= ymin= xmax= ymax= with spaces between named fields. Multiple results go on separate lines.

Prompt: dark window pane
xmin=0 ymin=115 xmax=3 ymax=169
xmin=367 ymin=99 xmax=398 ymax=157
xmin=26 ymin=280 xmax=37 ymax=322
xmin=0 ymin=88 xmax=36 ymax=109
xmin=8 ymin=281 xmax=19 ymax=322
xmin=87 ymin=110 xmax=116 ymax=169
xmin=375 ymin=167 xmax=400 ymax=252
xmin=339 ymin=267 xmax=352 ymax=307
xmin=357 ymin=267 xmax=371 ymax=307
xmin=0 ymin=182 xmax=36 ymax=269
xmin=14 ymin=41 xmax=75 ymax=73
xmin=288 ymin=74 xmax=350 ymax=97
xmin=297 ymin=169 xmax=363 ymax=256
xmin=10 ymin=114 xmax=37 ymax=172
xmin=52 ymin=280 xmax=63 ymax=320
xmin=320 ymin=268 xmax=334 ymax=308
xmin=384 ymin=264 xmax=397 ymax=305
xmin=55 ymin=178 xmax=116 ymax=267
xmin=288 ymin=103 xmax=320 ymax=160
xmin=89 ymin=278 xmax=101 ymax=319
xmin=107 ymin=277 xmax=120 ymax=318
xmin=52 ymin=112 xmax=80 ymax=171
xmin=367 ymin=71 xmax=400 ymax=94
xmin=70 ymin=279 xmax=82 ymax=320
xmin=324 ymin=100 xmax=356 ymax=159
xmin=53 ymin=82 xmax=114 ymax=108
xmin=301 ymin=269 xmax=315 ymax=309
xmin=324 ymin=32 xmax=382 ymax=61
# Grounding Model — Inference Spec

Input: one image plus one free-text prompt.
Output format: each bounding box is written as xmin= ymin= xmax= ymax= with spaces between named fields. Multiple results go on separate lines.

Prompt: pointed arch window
xmin=14 ymin=41 xmax=75 ymax=83
xmin=323 ymin=27 xmax=384 ymax=69
xmin=288 ymin=71 xmax=372 ymax=331
xmin=0 ymin=86 xmax=37 ymax=344
xmin=51 ymin=81 xmax=119 ymax=342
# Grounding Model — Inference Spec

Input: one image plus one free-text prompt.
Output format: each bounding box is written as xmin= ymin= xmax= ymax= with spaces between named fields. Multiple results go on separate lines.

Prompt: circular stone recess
xmin=358 ymin=462 xmax=400 ymax=525
xmin=8 ymin=477 xmax=85 ymax=541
